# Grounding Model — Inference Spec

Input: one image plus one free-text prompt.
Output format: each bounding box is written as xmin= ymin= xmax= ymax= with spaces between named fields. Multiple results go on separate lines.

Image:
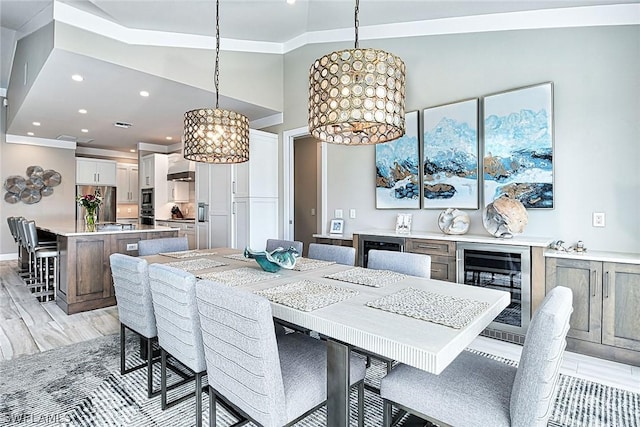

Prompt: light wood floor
xmin=1 ymin=260 xmax=638 ymax=394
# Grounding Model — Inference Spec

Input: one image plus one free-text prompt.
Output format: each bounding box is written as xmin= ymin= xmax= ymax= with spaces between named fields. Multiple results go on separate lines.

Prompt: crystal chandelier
xmin=308 ymin=0 xmax=406 ymax=145
xmin=183 ymin=0 xmax=249 ymax=163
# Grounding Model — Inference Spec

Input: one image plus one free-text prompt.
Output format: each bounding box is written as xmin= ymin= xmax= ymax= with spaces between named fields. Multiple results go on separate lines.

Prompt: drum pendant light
xmin=183 ymin=0 xmax=250 ymax=163
xmin=308 ymin=0 xmax=406 ymax=145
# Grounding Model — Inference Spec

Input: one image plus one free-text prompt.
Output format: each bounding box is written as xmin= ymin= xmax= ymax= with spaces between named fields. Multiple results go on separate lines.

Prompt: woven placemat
xmin=325 ymin=267 xmax=406 ymax=288
xmin=292 ymin=257 xmax=336 ymax=271
xmin=159 ymin=249 xmax=218 ymax=259
xmin=255 ymin=280 xmax=358 ymax=312
xmin=366 ymin=287 xmax=490 ymax=329
xmin=197 ymin=267 xmax=279 ymax=286
xmin=223 ymin=253 xmax=253 ymax=262
xmin=164 ymin=258 xmax=227 ymax=272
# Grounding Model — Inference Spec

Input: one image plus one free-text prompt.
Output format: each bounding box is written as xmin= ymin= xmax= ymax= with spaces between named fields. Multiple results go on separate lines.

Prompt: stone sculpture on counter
xmin=437 ymin=208 xmax=470 ymax=235
xmin=482 ymin=195 xmax=528 ymax=238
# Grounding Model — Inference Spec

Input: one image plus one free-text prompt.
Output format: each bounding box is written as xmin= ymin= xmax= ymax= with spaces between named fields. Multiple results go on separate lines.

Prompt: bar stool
xmin=23 ymin=220 xmax=58 ymax=302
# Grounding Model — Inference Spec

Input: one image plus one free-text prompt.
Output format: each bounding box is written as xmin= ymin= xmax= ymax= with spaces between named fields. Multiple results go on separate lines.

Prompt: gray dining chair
xmin=109 ymin=253 xmax=160 ymax=398
xmin=380 ymin=286 xmax=573 ymax=427
xmin=138 ymin=236 xmax=188 ymax=256
xmin=367 ymin=249 xmax=431 ymax=278
xmin=265 ymin=238 xmax=303 ymax=257
xmin=308 ymin=243 xmax=356 ymax=266
xmin=148 ymin=263 xmax=207 ymax=427
xmin=195 ymin=279 xmax=367 ymax=427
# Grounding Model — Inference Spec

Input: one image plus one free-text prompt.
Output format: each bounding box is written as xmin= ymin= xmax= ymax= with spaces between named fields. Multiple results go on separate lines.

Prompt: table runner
xmin=292 ymin=257 xmax=336 ymax=271
xmin=366 ymin=287 xmax=490 ymax=329
xmin=164 ymin=258 xmax=227 ymax=272
xmin=159 ymin=249 xmax=218 ymax=259
xmin=255 ymin=280 xmax=358 ymax=312
xmin=324 ymin=267 xmax=406 ymax=288
xmin=197 ymin=267 xmax=279 ymax=286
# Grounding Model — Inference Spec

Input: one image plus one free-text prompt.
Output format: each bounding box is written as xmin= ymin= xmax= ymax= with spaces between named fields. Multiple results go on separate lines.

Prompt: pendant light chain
xmin=354 ymin=0 xmax=359 ymax=49
xmin=215 ymin=0 xmax=220 ymax=109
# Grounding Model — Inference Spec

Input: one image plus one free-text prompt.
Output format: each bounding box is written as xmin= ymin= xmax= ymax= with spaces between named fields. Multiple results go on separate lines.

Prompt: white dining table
xmin=144 ymin=248 xmax=510 ymax=426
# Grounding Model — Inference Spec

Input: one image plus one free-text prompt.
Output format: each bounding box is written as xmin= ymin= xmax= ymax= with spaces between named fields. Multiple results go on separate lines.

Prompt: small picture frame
xmin=330 ymin=219 xmax=344 ymax=234
xmin=395 ymin=213 xmax=413 ymax=234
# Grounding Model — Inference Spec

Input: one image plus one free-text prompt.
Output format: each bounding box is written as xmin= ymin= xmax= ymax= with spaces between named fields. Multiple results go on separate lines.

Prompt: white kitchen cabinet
xmin=76 ymin=158 xmax=117 ymax=186
xmin=116 ymin=163 xmax=139 ymax=203
xmin=232 ymin=129 xmax=278 ymax=198
xmin=233 ymin=197 xmax=278 ymax=251
xmin=168 ymin=181 xmax=189 ymax=203
xmin=140 ymin=155 xmax=155 ymax=189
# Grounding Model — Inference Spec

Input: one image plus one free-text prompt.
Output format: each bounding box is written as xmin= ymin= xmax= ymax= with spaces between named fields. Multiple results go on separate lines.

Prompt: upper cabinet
xmin=116 ymin=163 xmax=139 ymax=203
xmin=140 ymin=155 xmax=155 ymax=189
xmin=76 ymin=158 xmax=117 ymax=186
xmin=168 ymin=181 xmax=189 ymax=203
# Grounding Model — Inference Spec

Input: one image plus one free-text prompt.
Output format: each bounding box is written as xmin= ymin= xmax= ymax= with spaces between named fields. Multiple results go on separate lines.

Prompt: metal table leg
xmin=327 ymin=339 xmax=350 ymax=427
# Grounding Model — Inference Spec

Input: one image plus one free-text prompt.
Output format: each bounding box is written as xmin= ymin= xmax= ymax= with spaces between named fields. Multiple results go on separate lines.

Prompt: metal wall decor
xmin=3 ymin=166 xmax=62 ymax=204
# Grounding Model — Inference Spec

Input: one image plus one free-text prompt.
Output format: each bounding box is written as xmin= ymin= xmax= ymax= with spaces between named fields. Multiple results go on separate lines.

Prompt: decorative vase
xmin=244 ymin=246 xmax=299 ymax=273
xmin=85 ymin=209 xmax=97 ymax=231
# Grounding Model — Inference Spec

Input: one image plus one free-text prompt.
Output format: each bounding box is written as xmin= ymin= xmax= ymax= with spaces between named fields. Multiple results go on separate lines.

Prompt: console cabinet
xmin=546 ymin=257 xmax=640 ymax=364
xmin=405 ymin=238 xmax=456 ymax=282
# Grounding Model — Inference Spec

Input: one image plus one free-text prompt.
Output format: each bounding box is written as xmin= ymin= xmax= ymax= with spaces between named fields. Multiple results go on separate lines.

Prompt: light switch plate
xmin=350 ymin=209 xmax=356 ymax=219
xmin=334 ymin=209 xmax=343 ymax=219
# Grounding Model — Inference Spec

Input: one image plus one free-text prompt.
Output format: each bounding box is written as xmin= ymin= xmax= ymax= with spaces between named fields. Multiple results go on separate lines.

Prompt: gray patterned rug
xmin=0 ymin=334 xmax=638 ymax=426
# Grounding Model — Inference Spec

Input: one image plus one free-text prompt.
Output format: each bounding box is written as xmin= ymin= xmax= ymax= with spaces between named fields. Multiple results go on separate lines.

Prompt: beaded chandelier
xmin=183 ymin=0 xmax=249 ymax=163
xmin=308 ymin=0 xmax=406 ymax=145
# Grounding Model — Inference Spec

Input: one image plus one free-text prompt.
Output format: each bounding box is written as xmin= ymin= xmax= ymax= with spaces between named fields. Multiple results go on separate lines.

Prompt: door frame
xmin=282 ymin=127 xmax=327 ymax=240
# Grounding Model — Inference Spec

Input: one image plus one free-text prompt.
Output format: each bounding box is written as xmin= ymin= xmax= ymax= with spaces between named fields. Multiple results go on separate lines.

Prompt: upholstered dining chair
xmin=148 ymin=263 xmax=207 ymax=427
xmin=380 ymin=286 xmax=573 ymax=427
xmin=308 ymin=243 xmax=356 ymax=266
xmin=367 ymin=249 xmax=431 ymax=278
xmin=109 ymin=253 xmax=160 ymax=398
xmin=195 ymin=279 xmax=367 ymax=427
xmin=138 ymin=236 xmax=189 ymax=256
xmin=265 ymin=238 xmax=303 ymax=257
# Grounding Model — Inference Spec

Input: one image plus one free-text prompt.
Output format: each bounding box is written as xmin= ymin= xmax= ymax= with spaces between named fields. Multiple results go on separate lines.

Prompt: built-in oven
xmin=357 ymin=234 xmax=405 ymax=267
xmin=140 ymin=188 xmax=154 ymax=225
xmin=456 ymin=242 xmax=531 ymax=342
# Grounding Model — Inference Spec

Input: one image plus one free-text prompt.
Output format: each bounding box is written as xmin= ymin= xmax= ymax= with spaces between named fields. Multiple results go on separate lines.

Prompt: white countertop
xmin=313 ymin=233 xmax=354 ymax=240
xmin=352 ymin=229 xmax=553 ymax=247
xmin=545 ymin=249 xmax=640 ymax=265
xmin=157 ymin=218 xmax=196 ymax=223
xmin=36 ymin=221 xmax=179 ymax=236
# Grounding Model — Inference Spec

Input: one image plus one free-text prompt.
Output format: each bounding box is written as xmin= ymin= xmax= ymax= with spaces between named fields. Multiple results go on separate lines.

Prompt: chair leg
xmin=161 ymin=348 xmax=168 ymax=410
xmin=120 ymin=324 xmax=126 ymax=374
xmin=209 ymin=386 xmax=217 ymax=427
xmin=147 ymin=336 xmax=155 ymax=398
xmin=383 ymin=399 xmax=393 ymax=427
xmin=358 ymin=381 xmax=364 ymax=427
xmin=196 ymin=372 xmax=202 ymax=427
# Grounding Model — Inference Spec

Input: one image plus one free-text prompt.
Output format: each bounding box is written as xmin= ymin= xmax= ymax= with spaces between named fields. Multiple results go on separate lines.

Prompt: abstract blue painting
xmin=423 ymin=99 xmax=479 ymax=209
xmin=375 ymin=111 xmax=420 ymax=209
xmin=483 ymin=82 xmax=554 ymax=209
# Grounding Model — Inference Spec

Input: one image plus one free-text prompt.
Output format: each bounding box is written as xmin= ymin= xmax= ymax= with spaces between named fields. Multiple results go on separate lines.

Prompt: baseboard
xmin=0 ymin=253 xmax=18 ymax=261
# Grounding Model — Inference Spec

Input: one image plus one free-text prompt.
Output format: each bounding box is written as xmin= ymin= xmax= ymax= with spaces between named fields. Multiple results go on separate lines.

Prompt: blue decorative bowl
xmin=244 ymin=246 xmax=299 ymax=273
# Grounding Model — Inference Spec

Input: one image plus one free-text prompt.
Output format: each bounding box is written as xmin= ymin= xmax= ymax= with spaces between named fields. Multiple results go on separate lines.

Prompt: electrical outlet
xmin=334 ymin=209 xmax=343 ymax=219
xmin=126 ymin=243 xmax=138 ymax=251
xmin=350 ymin=209 xmax=356 ymax=219
xmin=311 ymin=208 xmax=316 ymax=216
xmin=593 ymin=212 xmax=605 ymax=227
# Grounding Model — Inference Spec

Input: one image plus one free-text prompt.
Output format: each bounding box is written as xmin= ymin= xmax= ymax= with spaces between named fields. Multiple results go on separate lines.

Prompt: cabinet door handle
xmin=592 ymin=270 xmax=597 ymax=297
xmin=604 ymin=271 xmax=609 ymax=298
xmin=97 ymin=173 xmax=100 ymax=182
xmin=232 ymin=181 xmax=236 ymax=194
xmin=417 ymin=244 xmax=440 ymax=250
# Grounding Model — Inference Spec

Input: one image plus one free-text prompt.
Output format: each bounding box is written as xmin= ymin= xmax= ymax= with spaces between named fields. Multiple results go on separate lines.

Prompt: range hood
xmin=167 ymin=156 xmax=196 ymax=181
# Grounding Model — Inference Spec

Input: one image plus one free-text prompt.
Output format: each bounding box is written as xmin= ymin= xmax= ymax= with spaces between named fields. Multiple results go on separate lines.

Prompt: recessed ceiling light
xmin=32 ymin=121 xmax=40 ymax=126
xmin=81 ymin=129 xmax=89 ymax=133
xmin=139 ymin=91 xmax=150 ymax=97
xmin=72 ymin=74 xmax=84 ymax=82
xmin=166 ymin=136 xmax=173 ymax=140
xmin=27 ymin=132 xmax=34 ymax=136
xmin=286 ymin=0 xmax=295 ymax=4
xmin=78 ymin=109 xmax=87 ymax=114
xmin=130 ymin=149 xmax=136 ymax=153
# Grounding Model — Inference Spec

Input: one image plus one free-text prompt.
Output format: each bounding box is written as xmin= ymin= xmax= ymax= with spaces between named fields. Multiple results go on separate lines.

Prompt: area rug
xmin=0 ymin=335 xmax=638 ymax=426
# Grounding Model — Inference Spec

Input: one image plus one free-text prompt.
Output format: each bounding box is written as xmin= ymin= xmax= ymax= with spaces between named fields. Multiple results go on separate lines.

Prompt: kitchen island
xmin=36 ymin=221 xmax=179 ymax=314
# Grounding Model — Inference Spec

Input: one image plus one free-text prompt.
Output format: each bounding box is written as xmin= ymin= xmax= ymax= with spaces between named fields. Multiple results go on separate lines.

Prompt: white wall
xmin=280 ymin=25 xmax=640 ymax=252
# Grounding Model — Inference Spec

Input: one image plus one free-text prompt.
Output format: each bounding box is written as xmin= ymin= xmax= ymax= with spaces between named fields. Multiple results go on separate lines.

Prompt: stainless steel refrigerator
xmin=76 ymin=185 xmax=117 ymax=223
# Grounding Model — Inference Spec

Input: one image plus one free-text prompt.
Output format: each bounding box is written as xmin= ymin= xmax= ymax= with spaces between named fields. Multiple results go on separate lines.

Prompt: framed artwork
xmin=483 ymin=82 xmax=554 ymax=209
xmin=422 ymin=98 xmax=479 ymax=209
xmin=375 ymin=111 xmax=420 ymax=209
xmin=395 ymin=213 xmax=412 ymax=234
xmin=329 ymin=218 xmax=344 ymax=234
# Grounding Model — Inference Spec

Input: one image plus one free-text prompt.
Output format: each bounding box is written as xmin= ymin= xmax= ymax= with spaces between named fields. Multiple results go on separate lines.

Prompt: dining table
xmin=142 ymin=247 xmax=510 ymax=427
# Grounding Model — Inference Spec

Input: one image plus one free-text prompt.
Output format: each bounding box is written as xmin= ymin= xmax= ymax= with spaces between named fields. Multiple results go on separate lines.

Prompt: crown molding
xmin=6 ymin=134 xmax=76 ymax=149
xmin=75 ymin=146 xmax=138 ymax=160
xmin=53 ymin=1 xmax=640 ymax=55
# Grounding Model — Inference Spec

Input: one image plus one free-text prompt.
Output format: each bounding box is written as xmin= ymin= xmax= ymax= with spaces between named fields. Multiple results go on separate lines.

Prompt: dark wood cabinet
xmin=405 ymin=238 xmax=456 ymax=282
